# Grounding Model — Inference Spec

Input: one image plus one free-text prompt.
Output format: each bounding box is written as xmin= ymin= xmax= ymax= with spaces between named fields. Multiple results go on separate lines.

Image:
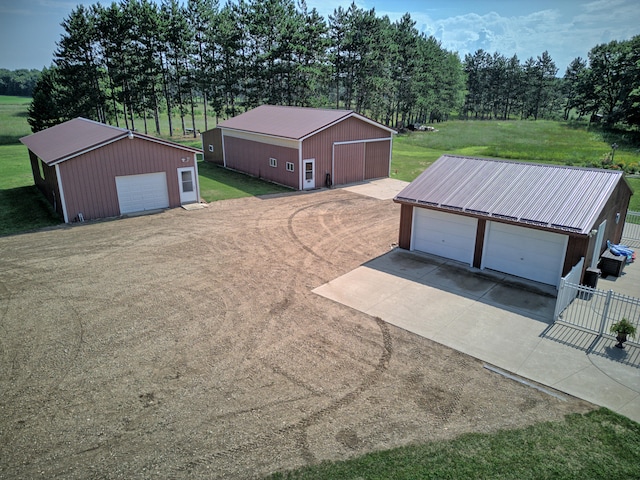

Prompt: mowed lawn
xmin=1 ymin=97 xmax=639 ymax=476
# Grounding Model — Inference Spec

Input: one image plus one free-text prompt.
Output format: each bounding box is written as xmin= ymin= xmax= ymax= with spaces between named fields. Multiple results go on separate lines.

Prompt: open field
xmin=391 ymin=120 xmax=640 ymax=183
xmin=0 ymin=188 xmax=595 ymax=479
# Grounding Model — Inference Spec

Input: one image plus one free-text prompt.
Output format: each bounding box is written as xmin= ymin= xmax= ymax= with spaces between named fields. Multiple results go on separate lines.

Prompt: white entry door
xmin=178 ymin=167 xmax=197 ymax=204
xmin=303 ymin=159 xmax=315 ymax=189
xmin=115 ymin=172 xmax=169 ymax=214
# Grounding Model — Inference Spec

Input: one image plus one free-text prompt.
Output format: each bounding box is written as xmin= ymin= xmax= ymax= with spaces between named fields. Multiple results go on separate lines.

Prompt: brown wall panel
xmin=473 ymin=219 xmax=486 ymax=268
xmin=302 ymin=117 xmax=391 ymax=187
xmin=224 ymin=136 xmax=299 ymax=189
xmin=202 ymin=128 xmax=224 ymax=165
xmin=59 ymin=138 xmax=196 ymax=221
xmin=30 ymin=151 xmax=63 ymax=218
xmin=334 ymin=143 xmax=365 ymax=185
xmin=364 ymin=140 xmax=391 ymax=179
xmin=398 ymin=204 xmax=413 ymax=249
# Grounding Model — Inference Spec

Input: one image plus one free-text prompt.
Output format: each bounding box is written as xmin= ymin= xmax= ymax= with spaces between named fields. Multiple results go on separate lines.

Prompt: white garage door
xmin=115 ymin=172 xmax=169 ymax=214
xmin=412 ymin=208 xmax=478 ymax=265
xmin=482 ymin=221 xmax=567 ymax=286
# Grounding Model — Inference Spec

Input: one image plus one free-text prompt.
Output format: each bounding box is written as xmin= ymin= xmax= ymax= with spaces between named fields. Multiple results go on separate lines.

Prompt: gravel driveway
xmin=0 ymin=188 xmax=592 ymax=479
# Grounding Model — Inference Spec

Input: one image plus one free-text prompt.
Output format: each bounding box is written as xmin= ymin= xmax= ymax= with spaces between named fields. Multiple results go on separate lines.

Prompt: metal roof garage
xmin=201 ymin=105 xmax=395 ymax=190
xmin=394 ymin=155 xmax=633 ymax=287
xmin=20 ymin=118 xmax=201 ymax=223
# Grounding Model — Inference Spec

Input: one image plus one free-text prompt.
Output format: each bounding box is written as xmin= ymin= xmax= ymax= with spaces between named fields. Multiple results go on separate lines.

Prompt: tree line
xmin=0 ymin=69 xmax=41 ymax=97
xmin=462 ymin=35 xmax=640 ymax=128
xmin=25 ymin=0 xmax=640 ymax=135
xmin=27 ymin=0 xmax=464 ymax=134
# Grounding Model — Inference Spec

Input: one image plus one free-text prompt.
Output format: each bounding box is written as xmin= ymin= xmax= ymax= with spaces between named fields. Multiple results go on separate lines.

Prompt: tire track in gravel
xmin=294 ymin=316 xmax=393 ymax=463
xmin=171 ymin=316 xmax=393 ymax=475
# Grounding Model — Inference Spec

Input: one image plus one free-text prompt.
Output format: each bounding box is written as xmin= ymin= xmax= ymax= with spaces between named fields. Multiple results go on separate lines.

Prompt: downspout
xmin=298 ymin=140 xmax=303 ymax=190
xmin=193 ymin=153 xmax=201 ymax=203
xmin=55 ymin=164 xmax=69 ymax=223
xmin=221 ymin=130 xmax=227 ymax=168
xmin=388 ymin=134 xmax=393 ymax=177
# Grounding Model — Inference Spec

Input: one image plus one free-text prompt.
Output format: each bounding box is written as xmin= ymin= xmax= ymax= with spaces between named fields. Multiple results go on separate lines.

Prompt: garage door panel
xmin=115 ymin=172 xmax=169 ymax=214
xmin=412 ymin=209 xmax=477 ymax=265
xmin=483 ymin=221 xmax=566 ymax=286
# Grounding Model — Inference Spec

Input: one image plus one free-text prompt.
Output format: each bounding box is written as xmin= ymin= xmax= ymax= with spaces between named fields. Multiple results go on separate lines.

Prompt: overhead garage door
xmin=482 ymin=221 xmax=567 ymax=286
xmin=334 ymin=143 xmax=365 ymax=185
xmin=412 ymin=208 xmax=478 ymax=265
xmin=115 ymin=172 xmax=169 ymax=214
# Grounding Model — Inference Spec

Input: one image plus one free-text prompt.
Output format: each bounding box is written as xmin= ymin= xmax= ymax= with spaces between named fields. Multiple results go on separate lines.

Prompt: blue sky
xmin=1 ymin=0 xmax=638 ymax=73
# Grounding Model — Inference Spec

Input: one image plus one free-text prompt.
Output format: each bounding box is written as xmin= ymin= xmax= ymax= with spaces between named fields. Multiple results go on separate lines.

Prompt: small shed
xmin=20 ymin=118 xmax=201 ymax=223
xmin=394 ymin=155 xmax=633 ymax=287
xmin=201 ymin=105 xmax=395 ymax=190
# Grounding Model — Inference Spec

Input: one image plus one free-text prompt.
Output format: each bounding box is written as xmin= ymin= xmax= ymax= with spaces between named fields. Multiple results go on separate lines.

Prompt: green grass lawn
xmin=268 ymin=408 xmax=640 ymax=480
xmin=198 ymin=161 xmax=291 ymax=201
xmin=391 ymin=120 xmax=640 ymax=182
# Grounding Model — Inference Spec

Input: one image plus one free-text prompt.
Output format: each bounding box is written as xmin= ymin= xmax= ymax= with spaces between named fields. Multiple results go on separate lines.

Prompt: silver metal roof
xmin=395 ymin=155 xmax=626 ymax=234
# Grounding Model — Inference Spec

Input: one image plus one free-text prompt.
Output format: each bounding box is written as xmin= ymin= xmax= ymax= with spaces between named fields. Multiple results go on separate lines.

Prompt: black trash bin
xmin=582 ymin=268 xmax=600 ymax=288
xmin=580 ymin=267 xmax=600 ymax=300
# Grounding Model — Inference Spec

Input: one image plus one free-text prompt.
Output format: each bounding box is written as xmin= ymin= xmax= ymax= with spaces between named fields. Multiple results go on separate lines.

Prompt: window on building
xmin=269 ymin=158 xmax=277 ymax=168
xmin=286 ymin=162 xmax=294 ymax=172
xmin=208 ymin=144 xmax=214 ymax=152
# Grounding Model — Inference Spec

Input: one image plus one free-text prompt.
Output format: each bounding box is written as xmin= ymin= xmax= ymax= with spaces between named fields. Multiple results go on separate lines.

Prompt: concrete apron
xmin=313 ymin=248 xmax=640 ymax=423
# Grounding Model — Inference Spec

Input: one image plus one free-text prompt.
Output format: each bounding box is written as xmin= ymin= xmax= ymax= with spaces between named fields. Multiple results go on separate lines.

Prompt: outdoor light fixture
xmin=127 ymin=131 xmax=134 ymax=140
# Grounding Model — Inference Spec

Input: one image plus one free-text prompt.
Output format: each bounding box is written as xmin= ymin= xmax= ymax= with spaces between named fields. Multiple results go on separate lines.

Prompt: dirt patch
xmin=0 ymin=189 xmax=593 ymax=479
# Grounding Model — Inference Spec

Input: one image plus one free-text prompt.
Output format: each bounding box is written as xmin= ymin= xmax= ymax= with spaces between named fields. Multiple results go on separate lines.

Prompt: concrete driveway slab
xmin=314 ymin=248 xmax=640 ymax=423
xmin=340 ymin=178 xmax=409 ymax=200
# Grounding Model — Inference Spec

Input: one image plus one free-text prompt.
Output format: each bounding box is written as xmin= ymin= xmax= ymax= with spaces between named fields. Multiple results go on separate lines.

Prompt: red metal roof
xmin=217 ymin=105 xmax=395 ymax=140
xmin=395 ymin=155 xmax=629 ymax=235
xmin=20 ymin=118 xmax=200 ymax=166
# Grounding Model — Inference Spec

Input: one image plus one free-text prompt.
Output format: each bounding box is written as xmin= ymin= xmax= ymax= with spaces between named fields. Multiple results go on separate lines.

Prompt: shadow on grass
xmin=0 ymin=186 xmax=61 ymax=236
xmin=197 ymin=161 xmax=293 ymax=202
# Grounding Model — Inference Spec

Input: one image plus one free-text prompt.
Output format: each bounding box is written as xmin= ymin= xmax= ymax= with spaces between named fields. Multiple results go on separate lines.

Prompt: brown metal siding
xmin=302 ymin=117 xmax=392 ymax=187
xmin=224 ymin=136 xmax=299 ymax=189
xmin=364 ymin=140 xmax=391 ymax=179
xmin=473 ymin=219 xmax=486 ymax=268
xmin=398 ymin=204 xmax=413 ymax=249
xmin=29 ymin=151 xmax=63 ymax=218
xmin=202 ymin=128 xmax=224 ymax=165
xmin=59 ymin=137 xmax=195 ymax=221
xmin=571 ymin=177 xmax=633 ymax=278
xmin=334 ymin=143 xmax=365 ymax=185
xmin=564 ymin=235 xmax=589 ymax=277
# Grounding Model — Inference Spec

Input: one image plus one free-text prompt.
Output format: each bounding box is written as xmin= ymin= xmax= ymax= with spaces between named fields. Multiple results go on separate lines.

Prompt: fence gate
xmin=554 ymin=257 xmax=584 ymax=320
xmin=622 ymin=210 xmax=640 ymax=248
